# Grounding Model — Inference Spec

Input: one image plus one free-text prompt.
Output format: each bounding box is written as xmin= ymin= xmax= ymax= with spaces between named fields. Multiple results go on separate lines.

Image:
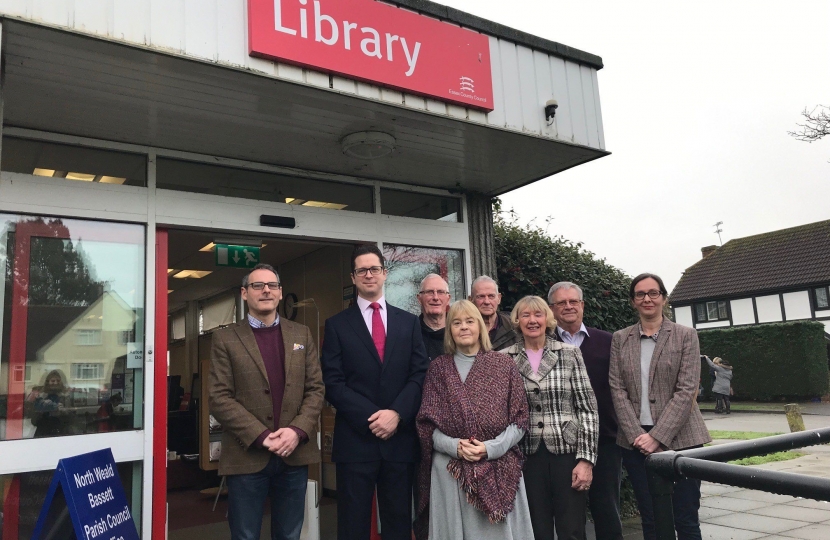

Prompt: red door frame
xmin=152 ymin=229 xmax=169 ymax=540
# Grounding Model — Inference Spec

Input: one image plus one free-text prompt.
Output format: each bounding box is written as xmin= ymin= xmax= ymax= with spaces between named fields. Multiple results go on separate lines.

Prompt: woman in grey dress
xmin=415 ymin=300 xmax=534 ymax=540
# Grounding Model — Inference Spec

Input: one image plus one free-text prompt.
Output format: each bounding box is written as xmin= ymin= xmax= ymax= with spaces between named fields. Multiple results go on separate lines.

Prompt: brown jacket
xmin=209 ymin=319 xmax=325 ymax=475
xmin=609 ymin=318 xmax=711 ymax=451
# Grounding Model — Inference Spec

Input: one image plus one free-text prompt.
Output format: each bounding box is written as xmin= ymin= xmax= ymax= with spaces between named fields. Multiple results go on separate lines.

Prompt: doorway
xmin=160 ymin=228 xmax=354 ymax=540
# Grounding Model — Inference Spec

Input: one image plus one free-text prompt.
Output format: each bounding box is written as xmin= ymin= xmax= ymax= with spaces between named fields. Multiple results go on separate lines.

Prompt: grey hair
xmin=471 ymin=275 xmax=499 ymax=293
xmin=242 ymin=263 xmax=280 ymax=287
xmin=419 ymin=273 xmax=449 ymax=291
xmin=547 ymin=281 xmax=583 ymax=303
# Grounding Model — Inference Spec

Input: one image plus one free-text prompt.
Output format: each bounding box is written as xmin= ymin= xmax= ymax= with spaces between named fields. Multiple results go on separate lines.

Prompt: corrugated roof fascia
xmin=388 ymin=0 xmax=604 ymax=70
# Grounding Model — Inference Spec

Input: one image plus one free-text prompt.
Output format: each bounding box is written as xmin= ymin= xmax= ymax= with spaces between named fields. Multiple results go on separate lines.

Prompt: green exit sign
xmin=215 ymin=244 xmax=260 ymax=268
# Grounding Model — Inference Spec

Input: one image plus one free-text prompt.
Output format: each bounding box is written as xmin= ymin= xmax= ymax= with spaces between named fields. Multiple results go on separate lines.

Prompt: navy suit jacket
xmin=321 ymin=302 xmax=429 ymax=463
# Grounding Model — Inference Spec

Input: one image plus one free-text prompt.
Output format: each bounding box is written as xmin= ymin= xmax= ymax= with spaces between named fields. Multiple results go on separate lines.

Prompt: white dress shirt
xmin=356 ymin=295 xmax=388 ymax=334
xmin=557 ymin=323 xmax=589 ymax=348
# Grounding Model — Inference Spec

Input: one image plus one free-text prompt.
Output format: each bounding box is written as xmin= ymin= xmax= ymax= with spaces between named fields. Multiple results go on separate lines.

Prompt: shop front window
xmin=157 ymin=158 xmax=374 ymax=213
xmin=380 ymin=188 xmax=461 ymax=222
xmin=0 ymin=214 xmax=145 ymax=441
xmin=1 ymin=137 xmax=147 ymax=187
xmin=0 ymin=461 xmax=142 ymax=540
xmin=382 ymin=244 xmax=465 ymax=315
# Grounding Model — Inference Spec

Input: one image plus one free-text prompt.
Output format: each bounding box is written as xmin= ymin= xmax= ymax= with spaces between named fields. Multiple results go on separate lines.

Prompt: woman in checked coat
xmin=501 ymin=295 xmax=599 ymax=540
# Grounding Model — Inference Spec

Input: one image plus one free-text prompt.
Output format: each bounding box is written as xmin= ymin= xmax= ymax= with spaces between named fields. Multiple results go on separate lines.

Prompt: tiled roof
xmin=670 ymin=220 xmax=830 ymax=303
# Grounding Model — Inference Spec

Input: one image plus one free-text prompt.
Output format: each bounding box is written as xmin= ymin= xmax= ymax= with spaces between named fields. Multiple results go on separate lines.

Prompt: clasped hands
xmin=456 ymin=438 xmax=488 ymax=462
xmin=263 ymin=427 xmax=300 ymax=457
xmin=369 ymin=409 xmax=400 ymax=440
xmin=633 ymin=432 xmax=662 ymax=455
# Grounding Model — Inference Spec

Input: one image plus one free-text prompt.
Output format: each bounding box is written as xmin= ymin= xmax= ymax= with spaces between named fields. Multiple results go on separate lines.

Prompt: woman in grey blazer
xmin=609 ymin=274 xmax=711 ymax=540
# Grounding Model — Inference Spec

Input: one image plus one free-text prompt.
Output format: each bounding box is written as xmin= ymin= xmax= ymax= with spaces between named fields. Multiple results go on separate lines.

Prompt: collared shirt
xmin=557 ymin=323 xmax=590 ymax=348
xmin=248 ymin=313 xmax=280 ymax=328
xmin=638 ymin=323 xmax=659 ymax=425
xmin=356 ymin=295 xmax=387 ymax=334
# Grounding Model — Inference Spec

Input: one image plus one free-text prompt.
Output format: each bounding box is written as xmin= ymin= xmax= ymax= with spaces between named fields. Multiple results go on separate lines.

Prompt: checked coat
xmin=501 ymin=335 xmax=599 ymax=464
xmin=609 ymin=318 xmax=711 ymax=451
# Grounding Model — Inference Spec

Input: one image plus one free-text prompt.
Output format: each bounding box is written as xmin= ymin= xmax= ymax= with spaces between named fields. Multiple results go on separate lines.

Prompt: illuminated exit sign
xmin=248 ymin=0 xmax=494 ymax=111
xmin=215 ymin=244 xmax=261 ymax=268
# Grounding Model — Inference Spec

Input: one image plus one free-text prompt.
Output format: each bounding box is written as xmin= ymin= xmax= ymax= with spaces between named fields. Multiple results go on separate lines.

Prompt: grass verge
xmin=709 ymin=430 xmax=782 ymax=440
xmin=729 ymin=451 xmax=805 ymax=466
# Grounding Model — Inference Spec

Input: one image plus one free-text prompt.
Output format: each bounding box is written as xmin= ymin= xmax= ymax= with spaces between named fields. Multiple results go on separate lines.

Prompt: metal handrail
xmin=645 ymin=427 xmax=830 ymax=540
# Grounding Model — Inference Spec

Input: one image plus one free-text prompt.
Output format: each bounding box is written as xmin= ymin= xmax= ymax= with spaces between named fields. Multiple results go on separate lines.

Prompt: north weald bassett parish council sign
xmin=248 ymin=0 xmax=494 ymax=111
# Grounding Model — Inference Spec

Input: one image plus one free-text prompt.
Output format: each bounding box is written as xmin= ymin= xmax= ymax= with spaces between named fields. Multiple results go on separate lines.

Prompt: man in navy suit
xmin=321 ymin=244 xmax=429 ymax=540
xmin=549 ymin=281 xmax=623 ymax=540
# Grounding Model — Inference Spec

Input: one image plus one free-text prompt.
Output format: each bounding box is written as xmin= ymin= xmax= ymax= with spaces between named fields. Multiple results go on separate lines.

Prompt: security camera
xmin=544 ymin=99 xmax=558 ymax=123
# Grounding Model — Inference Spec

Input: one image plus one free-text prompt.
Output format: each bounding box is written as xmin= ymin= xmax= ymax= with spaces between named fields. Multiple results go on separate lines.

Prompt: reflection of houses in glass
xmin=383 ymin=245 xmax=465 ymax=315
xmin=31 ymin=290 xmax=137 ymax=405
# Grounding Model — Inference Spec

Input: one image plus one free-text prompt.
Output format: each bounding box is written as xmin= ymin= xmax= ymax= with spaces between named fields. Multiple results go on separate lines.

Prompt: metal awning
xmin=2 ymin=20 xmax=608 ymax=196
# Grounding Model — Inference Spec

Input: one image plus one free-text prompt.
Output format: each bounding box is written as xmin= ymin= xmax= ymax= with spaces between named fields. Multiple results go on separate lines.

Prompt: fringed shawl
xmin=415 ymin=350 xmax=529 ymax=539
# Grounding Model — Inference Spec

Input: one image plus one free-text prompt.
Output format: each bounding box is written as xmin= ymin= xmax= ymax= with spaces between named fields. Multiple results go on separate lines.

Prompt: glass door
xmin=0 ymin=214 xmax=146 ymax=540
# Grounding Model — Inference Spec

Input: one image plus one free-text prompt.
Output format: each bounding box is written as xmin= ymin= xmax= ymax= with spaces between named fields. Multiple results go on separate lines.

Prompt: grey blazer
xmin=609 ymin=318 xmax=711 ymax=450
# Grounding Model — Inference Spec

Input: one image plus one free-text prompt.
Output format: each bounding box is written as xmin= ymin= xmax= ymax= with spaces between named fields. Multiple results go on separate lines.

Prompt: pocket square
xmin=293 ymin=343 xmax=305 ymax=351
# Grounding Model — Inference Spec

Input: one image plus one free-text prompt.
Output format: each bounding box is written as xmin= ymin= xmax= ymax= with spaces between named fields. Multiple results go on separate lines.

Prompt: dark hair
xmin=351 ymin=244 xmax=385 ymax=272
xmin=242 ymin=263 xmax=279 ymax=287
xmin=629 ymin=273 xmax=668 ymax=299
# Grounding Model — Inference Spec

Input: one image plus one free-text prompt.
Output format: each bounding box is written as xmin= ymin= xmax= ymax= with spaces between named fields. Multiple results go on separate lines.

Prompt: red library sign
xmin=248 ymin=0 xmax=494 ymax=111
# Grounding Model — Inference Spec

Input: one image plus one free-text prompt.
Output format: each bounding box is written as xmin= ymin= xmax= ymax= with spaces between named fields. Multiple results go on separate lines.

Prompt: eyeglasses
xmin=418 ymin=289 xmax=449 ymax=297
xmin=247 ymin=282 xmax=280 ymax=291
xmin=353 ymin=266 xmax=385 ymax=277
xmin=634 ymin=290 xmax=663 ymax=301
xmin=552 ymin=300 xmax=582 ymax=308
xmin=473 ymin=294 xmax=498 ymax=301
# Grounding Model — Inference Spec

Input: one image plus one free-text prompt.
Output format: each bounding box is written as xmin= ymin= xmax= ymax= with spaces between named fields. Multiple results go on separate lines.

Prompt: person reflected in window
xmin=29 ymin=369 xmax=71 ymax=437
xmin=415 ymin=300 xmax=533 ymax=540
xmin=609 ymin=273 xmax=711 ymax=540
xmin=502 ymin=295 xmax=599 ymax=540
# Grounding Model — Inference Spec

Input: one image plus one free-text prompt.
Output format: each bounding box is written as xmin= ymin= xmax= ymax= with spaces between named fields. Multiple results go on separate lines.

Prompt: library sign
xmin=32 ymin=449 xmax=139 ymax=540
xmin=248 ymin=0 xmax=494 ymax=110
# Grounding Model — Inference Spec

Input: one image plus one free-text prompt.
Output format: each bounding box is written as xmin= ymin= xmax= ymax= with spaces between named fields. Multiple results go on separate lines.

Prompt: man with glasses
xmin=417 ymin=273 xmax=451 ymax=362
xmin=470 ymin=275 xmax=518 ymax=351
xmin=209 ymin=263 xmax=324 ymax=540
xmin=549 ymin=281 xmax=623 ymax=540
xmin=321 ymin=244 xmax=429 ymax=540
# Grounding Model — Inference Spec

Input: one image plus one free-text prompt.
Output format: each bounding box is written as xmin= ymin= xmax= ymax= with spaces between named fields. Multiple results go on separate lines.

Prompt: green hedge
xmin=698 ymin=321 xmax=829 ymax=401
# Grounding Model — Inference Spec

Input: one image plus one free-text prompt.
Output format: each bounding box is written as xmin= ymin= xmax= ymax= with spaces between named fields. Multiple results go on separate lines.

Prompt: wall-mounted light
xmin=544 ymin=99 xmax=558 ymax=125
xmin=341 ymin=131 xmax=396 ymax=160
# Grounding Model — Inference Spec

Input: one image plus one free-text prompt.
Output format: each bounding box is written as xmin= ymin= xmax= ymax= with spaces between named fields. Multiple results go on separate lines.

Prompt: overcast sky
xmin=442 ymin=0 xmax=830 ymax=291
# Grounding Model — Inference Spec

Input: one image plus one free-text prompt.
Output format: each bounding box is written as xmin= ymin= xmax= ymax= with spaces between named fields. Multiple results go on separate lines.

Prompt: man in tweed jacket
xmin=210 ymin=263 xmax=324 ymax=540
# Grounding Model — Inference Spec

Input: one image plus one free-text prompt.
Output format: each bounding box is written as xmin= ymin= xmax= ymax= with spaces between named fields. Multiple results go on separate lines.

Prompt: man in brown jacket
xmin=210 ymin=263 xmax=324 ymax=540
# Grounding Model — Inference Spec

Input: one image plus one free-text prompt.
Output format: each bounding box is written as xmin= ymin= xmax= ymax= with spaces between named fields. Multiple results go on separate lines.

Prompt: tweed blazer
xmin=609 ymin=318 xmax=711 ymax=451
xmin=209 ymin=318 xmax=325 ymax=475
xmin=501 ymin=336 xmax=599 ymax=464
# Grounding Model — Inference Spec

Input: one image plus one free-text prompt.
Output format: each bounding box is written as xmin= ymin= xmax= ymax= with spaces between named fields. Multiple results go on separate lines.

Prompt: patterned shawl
xmin=415 ymin=350 xmax=529 ymax=539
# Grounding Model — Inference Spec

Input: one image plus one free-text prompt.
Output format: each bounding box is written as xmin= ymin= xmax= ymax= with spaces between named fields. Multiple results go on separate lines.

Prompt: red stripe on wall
xmin=153 ymin=229 xmax=169 ymax=540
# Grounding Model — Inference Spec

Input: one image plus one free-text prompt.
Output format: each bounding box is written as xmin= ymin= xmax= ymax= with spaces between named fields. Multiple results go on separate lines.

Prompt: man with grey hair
xmin=470 ymin=275 xmax=518 ymax=351
xmin=417 ymin=273 xmax=451 ymax=362
xmin=549 ymin=281 xmax=622 ymax=540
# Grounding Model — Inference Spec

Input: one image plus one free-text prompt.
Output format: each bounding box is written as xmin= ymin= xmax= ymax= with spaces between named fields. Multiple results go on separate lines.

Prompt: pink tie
xmin=370 ymin=302 xmax=385 ymax=362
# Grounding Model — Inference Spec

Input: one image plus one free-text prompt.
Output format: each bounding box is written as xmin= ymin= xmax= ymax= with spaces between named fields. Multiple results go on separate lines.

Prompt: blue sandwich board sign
xmin=31 ymin=448 xmax=139 ymax=540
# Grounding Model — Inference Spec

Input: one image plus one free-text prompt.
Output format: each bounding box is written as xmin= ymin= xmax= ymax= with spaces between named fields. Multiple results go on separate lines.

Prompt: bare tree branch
xmin=789 ymin=105 xmax=830 ymax=142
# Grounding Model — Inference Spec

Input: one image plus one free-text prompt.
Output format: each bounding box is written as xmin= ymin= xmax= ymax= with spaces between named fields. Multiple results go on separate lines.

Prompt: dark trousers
xmin=336 ymin=460 xmax=414 ymax=540
xmin=524 ymin=447 xmax=587 ymax=540
xmin=714 ymin=392 xmax=731 ymax=413
xmin=622 ymin=447 xmax=702 ymax=540
xmin=226 ymin=454 xmax=308 ymax=540
xmin=588 ymin=438 xmax=624 ymax=540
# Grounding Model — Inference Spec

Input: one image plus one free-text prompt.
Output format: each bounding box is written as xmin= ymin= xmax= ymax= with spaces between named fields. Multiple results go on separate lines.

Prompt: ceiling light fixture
xmin=172 ymin=270 xmax=212 ymax=279
xmin=341 ymin=131 xmax=396 ymax=160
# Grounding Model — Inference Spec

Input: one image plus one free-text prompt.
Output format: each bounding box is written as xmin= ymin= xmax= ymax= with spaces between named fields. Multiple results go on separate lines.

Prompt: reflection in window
xmin=380 ymin=188 xmax=461 ymax=222
xmin=157 ymin=158 xmax=374 ymax=213
xmin=382 ymin=244 xmax=465 ymax=315
xmin=0 ymin=461 xmax=142 ymax=539
xmin=0 ymin=215 xmax=145 ymax=441
xmin=815 ymin=287 xmax=829 ymax=310
xmin=1 ymin=137 xmax=147 ymax=186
